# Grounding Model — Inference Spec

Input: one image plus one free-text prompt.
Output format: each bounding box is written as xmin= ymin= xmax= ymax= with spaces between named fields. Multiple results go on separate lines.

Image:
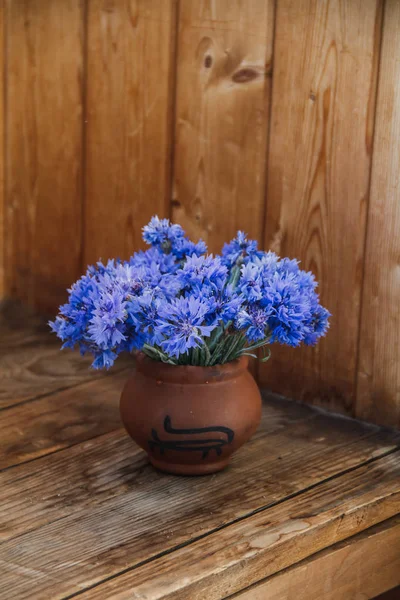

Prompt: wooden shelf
xmin=1 ymin=304 xmax=399 ymax=600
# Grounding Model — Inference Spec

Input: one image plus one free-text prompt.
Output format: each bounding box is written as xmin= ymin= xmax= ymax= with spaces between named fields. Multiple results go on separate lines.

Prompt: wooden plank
xmin=4 ymin=0 xmax=84 ymax=312
xmin=228 ymin=516 xmax=400 ymax=600
xmin=0 ymin=394 xmax=316 ymax=542
xmin=259 ymin=0 xmax=382 ymax=415
xmin=356 ymin=0 xmax=400 ymax=428
xmin=84 ymin=0 xmax=176 ymax=266
xmin=0 ymin=370 xmax=127 ymax=470
xmin=62 ymin=452 xmax=400 ymax=600
xmin=0 ymin=410 xmax=398 ymax=598
xmin=0 ymin=302 xmax=127 ymax=410
xmin=171 ymin=0 xmax=274 ymax=252
xmin=0 ymin=0 xmax=4 ymax=298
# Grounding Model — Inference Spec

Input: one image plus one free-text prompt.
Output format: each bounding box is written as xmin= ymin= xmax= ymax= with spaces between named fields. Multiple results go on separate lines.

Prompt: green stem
xmin=202 ymin=342 xmax=212 ymax=366
xmin=193 ymin=347 xmax=200 ymax=366
xmin=208 ymin=326 xmax=224 ymax=352
xmin=209 ymin=334 xmax=230 ymax=366
xmin=227 ymin=264 xmax=241 ymax=288
xmin=143 ymin=344 xmax=176 ymax=365
xmin=224 ymin=333 xmax=246 ymax=363
xmin=238 ymin=336 xmax=271 ymax=354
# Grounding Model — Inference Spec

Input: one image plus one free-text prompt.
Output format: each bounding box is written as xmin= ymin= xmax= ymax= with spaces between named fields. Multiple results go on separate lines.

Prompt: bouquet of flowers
xmin=50 ymin=216 xmax=330 ymax=368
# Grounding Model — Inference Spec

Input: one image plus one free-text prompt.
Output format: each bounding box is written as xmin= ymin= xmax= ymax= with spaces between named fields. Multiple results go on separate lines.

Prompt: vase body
xmin=120 ymin=354 xmax=262 ymax=475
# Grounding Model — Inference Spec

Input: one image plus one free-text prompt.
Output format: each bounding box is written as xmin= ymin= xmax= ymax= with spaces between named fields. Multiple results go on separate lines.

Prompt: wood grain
xmin=259 ymin=0 xmax=382 ymax=415
xmin=229 ymin=516 xmax=400 ymax=600
xmin=83 ymin=0 xmax=176 ymax=266
xmin=0 ymin=1 xmax=4 ymax=298
xmin=0 ymin=370 xmax=127 ymax=469
xmin=0 ymin=394 xmax=315 ymax=541
xmin=68 ymin=453 xmax=400 ymax=600
xmin=356 ymin=0 xmax=400 ymax=428
xmin=0 ymin=302 xmax=126 ymax=410
xmin=171 ymin=0 xmax=274 ymax=253
xmin=0 ymin=408 xmax=397 ymax=598
xmin=4 ymin=0 xmax=84 ymax=312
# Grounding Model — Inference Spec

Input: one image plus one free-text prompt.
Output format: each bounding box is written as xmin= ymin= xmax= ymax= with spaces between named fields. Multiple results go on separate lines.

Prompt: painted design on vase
xmin=148 ymin=416 xmax=234 ymax=459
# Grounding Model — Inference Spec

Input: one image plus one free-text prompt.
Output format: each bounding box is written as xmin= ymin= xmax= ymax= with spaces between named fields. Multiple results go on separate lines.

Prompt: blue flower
xmin=205 ymin=285 xmax=244 ymax=325
xmin=130 ymin=247 xmax=178 ymax=274
xmin=261 ymin=269 xmax=317 ymax=347
xmin=171 ymin=237 xmax=207 ymax=260
xmin=142 ymin=216 xmax=184 ymax=248
xmin=178 ymin=254 xmax=227 ymax=292
xmin=277 ymin=257 xmax=301 ymax=275
xmin=156 ymin=296 xmax=217 ymax=358
xmin=303 ymin=305 xmax=331 ymax=345
xmin=50 ymin=216 xmax=330 ymax=368
xmin=49 ymin=316 xmax=81 ymax=349
xmin=236 ymin=305 xmax=273 ymax=342
xmin=88 ymin=288 xmax=127 ymax=348
xmin=222 ymin=231 xmax=261 ymax=268
xmin=126 ymin=292 xmax=165 ymax=347
xmin=86 ymin=258 xmax=120 ymax=278
xmin=251 ymin=250 xmax=280 ymax=279
xmin=92 ymin=350 xmax=118 ymax=370
xmin=238 ymin=263 xmax=263 ymax=302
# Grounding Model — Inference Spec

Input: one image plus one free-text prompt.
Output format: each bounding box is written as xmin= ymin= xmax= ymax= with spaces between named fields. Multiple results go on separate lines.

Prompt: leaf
xmin=227 ymin=264 xmax=241 ymax=288
xmin=208 ymin=326 xmax=225 ymax=352
xmin=260 ymin=346 xmax=272 ymax=362
xmin=202 ymin=343 xmax=212 ymax=366
xmin=240 ymin=336 xmax=271 ymax=353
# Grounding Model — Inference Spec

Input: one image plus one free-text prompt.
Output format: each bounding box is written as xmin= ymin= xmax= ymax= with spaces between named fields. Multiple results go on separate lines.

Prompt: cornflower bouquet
xmin=50 ymin=217 xmax=330 ymax=368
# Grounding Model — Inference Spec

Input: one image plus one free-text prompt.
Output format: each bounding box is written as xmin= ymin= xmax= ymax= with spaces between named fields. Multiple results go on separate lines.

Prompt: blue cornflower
xmin=178 ymin=254 xmax=227 ymax=292
xmin=156 ymin=295 xmax=217 ymax=358
xmin=88 ymin=289 xmax=127 ymax=348
xmin=49 ymin=273 xmax=101 ymax=351
xmin=269 ymin=322 xmax=304 ymax=346
xmin=49 ymin=317 xmax=79 ymax=348
xmin=263 ymin=270 xmax=315 ymax=347
xmin=251 ymin=250 xmax=280 ymax=279
xmin=87 ymin=258 xmax=123 ymax=278
xmin=303 ymin=305 xmax=331 ymax=345
xmin=50 ymin=216 xmax=330 ymax=367
xmin=62 ymin=276 xmax=99 ymax=316
xmin=238 ymin=263 xmax=263 ymax=302
xmin=277 ymin=257 xmax=301 ymax=275
xmin=101 ymin=264 xmax=147 ymax=296
xmin=142 ymin=216 xmax=184 ymax=248
xmin=126 ymin=292 xmax=165 ymax=346
xmin=92 ymin=350 xmax=118 ymax=370
xmin=236 ymin=305 xmax=272 ymax=342
xmin=171 ymin=237 xmax=207 ymax=260
xmin=221 ymin=231 xmax=261 ymax=268
xmin=205 ymin=285 xmax=244 ymax=325
xmin=130 ymin=247 xmax=178 ymax=274
xmin=296 ymin=268 xmax=318 ymax=292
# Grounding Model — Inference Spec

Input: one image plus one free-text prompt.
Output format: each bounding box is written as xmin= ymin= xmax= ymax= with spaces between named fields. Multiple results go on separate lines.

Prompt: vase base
xmin=148 ymin=455 xmax=230 ymax=476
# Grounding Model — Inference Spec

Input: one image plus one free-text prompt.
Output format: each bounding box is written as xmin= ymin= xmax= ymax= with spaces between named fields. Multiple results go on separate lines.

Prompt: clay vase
xmin=120 ymin=353 xmax=262 ymax=475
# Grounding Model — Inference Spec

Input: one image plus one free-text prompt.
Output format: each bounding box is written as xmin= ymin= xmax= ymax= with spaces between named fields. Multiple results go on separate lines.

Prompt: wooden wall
xmin=1 ymin=0 xmax=399 ymax=429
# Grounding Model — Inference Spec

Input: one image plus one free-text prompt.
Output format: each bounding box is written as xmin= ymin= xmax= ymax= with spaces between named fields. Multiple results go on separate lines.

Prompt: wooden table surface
xmin=1 ymin=302 xmax=400 ymax=600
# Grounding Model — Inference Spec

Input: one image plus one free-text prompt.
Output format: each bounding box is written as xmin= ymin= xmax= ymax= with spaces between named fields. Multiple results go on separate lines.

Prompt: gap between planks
xmin=0 ymin=369 xmax=130 ymax=471
xmin=62 ymin=451 xmax=400 ymax=600
xmin=1 ymin=395 xmax=398 ymax=541
xmin=225 ymin=515 xmax=400 ymax=600
xmin=1 ymin=417 xmax=399 ymax=599
xmin=0 ymin=398 xmax=320 ymax=540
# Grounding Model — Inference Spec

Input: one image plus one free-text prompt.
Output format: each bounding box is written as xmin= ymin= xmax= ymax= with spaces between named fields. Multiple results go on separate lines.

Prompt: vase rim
xmin=135 ymin=353 xmax=249 ymax=384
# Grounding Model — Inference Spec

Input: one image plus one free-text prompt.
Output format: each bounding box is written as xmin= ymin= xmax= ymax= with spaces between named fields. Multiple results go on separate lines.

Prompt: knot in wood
xmin=232 ymin=68 xmax=259 ymax=84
